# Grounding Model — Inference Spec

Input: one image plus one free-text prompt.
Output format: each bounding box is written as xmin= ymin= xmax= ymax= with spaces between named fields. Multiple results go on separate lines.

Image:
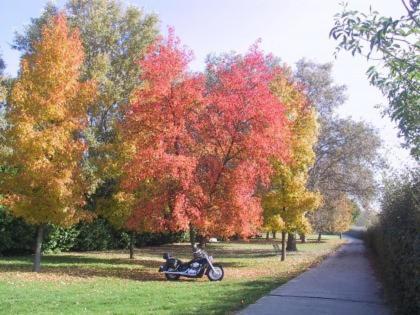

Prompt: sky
xmin=0 ymin=0 xmax=416 ymax=169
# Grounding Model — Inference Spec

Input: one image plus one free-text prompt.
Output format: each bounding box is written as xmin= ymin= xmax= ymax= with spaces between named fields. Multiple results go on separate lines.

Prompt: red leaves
xmin=120 ymin=31 xmax=291 ymax=238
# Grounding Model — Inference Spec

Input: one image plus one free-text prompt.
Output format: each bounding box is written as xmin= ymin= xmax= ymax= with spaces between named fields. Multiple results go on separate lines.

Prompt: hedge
xmin=365 ymin=172 xmax=419 ymax=315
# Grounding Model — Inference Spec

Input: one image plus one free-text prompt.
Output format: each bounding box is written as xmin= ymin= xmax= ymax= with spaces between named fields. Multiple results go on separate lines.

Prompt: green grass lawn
xmin=0 ymin=235 xmax=344 ymax=314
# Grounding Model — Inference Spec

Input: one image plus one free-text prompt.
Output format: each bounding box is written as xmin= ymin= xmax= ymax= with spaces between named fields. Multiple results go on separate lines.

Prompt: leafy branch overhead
xmin=330 ymin=1 xmax=420 ymax=159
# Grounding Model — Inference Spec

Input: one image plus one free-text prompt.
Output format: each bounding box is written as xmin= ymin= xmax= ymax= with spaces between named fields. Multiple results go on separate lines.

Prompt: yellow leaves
xmin=262 ymin=71 xmax=321 ymax=233
xmin=95 ymin=191 xmax=136 ymax=230
xmin=263 ymin=214 xmax=285 ymax=232
xmin=1 ymin=13 xmax=96 ymax=227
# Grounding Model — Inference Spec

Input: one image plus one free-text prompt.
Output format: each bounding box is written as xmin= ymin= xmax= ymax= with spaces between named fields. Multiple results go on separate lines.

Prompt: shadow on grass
xmin=0 ymin=260 xmax=165 ymax=281
xmin=0 ymin=253 xmax=245 ymax=281
xmin=0 ymin=239 xmax=317 ymax=283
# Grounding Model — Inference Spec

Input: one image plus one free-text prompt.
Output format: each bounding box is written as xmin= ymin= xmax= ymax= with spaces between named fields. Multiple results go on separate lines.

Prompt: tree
xmin=67 ymin=0 xmax=159 ymax=258
xmin=13 ymin=1 xmax=159 ymax=258
xmin=0 ymin=53 xmax=6 ymax=105
xmin=307 ymin=118 xmax=382 ymax=240
xmin=0 ymin=53 xmax=9 ymax=134
xmin=0 ymin=14 xmax=96 ymax=272
xmin=262 ymin=69 xmax=322 ymax=260
xmin=330 ymin=1 xmax=420 ymax=159
xmin=116 ymin=30 xmax=204 ymax=246
xmin=294 ymin=59 xmax=347 ymax=119
xmin=295 ymin=60 xmax=383 ymax=240
xmin=191 ymin=46 xmax=290 ymax=241
xmin=331 ymin=194 xmax=355 ymax=238
xmin=310 ymin=193 xmax=355 ymax=241
xmin=119 ymin=40 xmax=290 ymax=247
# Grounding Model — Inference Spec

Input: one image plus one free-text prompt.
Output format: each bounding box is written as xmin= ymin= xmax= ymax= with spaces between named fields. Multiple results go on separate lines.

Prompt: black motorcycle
xmin=158 ymin=245 xmax=224 ymax=281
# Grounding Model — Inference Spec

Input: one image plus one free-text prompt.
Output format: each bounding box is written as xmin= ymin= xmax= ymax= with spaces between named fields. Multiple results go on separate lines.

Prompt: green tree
xmin=66 ymin=0 xmax=159 ymax=258
xmin=330 ymin=1 xmax=420 ymax=159
xmin=295 ymin=60 xmax=383 ymax=241
xmin=307 ymin=118 xmax=382 ymax=240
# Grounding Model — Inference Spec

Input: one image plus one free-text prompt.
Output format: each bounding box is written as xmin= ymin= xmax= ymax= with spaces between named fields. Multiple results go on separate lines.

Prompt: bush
xmin=73 ymin=218 xmax=129 ymax=251
xmin=42 ymin=225 xmax=79 ymax=253
xmin=0 ymin=207 xmax=35 ymax=255
xmin=365 ymin=172 xmax=420 ymax=315
xmin=1 ymin=209 xmax=188 ymax=254
xmin=135 ymin=231 xmax=188 ymax=247
xmin=0 ymin=207 xmax=80 ymax=254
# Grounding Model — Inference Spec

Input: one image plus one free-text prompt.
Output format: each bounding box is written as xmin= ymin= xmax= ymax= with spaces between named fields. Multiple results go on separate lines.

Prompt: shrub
xmin=366 ymin=171 xmax=420 ymax=315
xmin=135 ymin=231 xmax=188 ymax=247
xmin=1 ymin=209 xmax=188 ymax=254
xmin=0 ymin=207 xmax=35 ymax=255
xmin=73 ymin=218 xmax=129 ymax=251
xmin=42 ymin=225 xmax=79 ymax=253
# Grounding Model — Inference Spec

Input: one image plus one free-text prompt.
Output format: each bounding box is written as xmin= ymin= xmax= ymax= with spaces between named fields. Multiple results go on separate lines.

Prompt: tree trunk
xmin=272 ymin=231 xmax=276 ymax=239
xmin=281 ymin=231 xmax=286 ymax=261
xmin=339 ymin=233 xmax=342 ymax=239
xmin=189 ymin=223 xmax=196 ymax=250
xmin=198 ymin=234 xmax=207 ymax=248
xmin=129 ymin=231 xmax=135 ymax=259
xmin=33 ymin=225 xmax=45 ymax=272
xmin=318 ymin=232 xmax=322 ymax=242
xmin=300 ymin=233 xmax=306 ymax=243
xmin=266 ymin=232 xmax=269 ymax=240
xmin=286 ymin=233 xmax=297 ymax=251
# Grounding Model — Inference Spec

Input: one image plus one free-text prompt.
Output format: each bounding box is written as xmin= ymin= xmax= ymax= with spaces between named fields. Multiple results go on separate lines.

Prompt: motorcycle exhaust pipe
xmin=162 ymin=271 xmax=189 ymax=276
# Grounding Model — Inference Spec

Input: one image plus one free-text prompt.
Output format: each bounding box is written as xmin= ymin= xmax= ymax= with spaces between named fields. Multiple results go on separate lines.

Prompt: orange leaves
xmin=2 ymin=17 xmax=317 ymax=239
xmin=119 ymin=34 xmax=291 ymax=238
xmin=1 ymin=13 xmax=96 ymax=227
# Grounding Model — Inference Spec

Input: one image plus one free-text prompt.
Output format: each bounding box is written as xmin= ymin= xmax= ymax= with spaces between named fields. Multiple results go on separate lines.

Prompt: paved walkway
xmin=239 ymin=236 xmax=391 ymax=315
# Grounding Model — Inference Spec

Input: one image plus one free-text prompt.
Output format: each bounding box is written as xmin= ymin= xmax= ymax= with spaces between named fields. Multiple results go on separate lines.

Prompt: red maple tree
xmin=120 ymin=29 xmax=204 ymax=232
xmin=189 ymin=46 xmax=290 ymax=237
xmin=120 ymin=33 xmax=290 ymax=239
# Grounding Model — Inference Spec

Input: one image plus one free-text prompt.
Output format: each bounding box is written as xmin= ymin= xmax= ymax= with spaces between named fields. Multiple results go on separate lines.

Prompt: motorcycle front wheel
xmin=207 ymin=264 xmax=224 ymax=281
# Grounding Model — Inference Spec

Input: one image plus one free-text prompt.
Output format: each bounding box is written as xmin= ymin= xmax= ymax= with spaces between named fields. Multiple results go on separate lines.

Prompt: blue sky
xmin=0 ymin=0 xmax=415 ymax=169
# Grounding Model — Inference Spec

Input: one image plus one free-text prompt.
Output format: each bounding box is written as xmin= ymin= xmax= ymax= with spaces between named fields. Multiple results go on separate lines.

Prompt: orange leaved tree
xmin=0 ymin=13 xmax=96 ymax=272
xmin=118 ymin=33 xmax=290 ymax=247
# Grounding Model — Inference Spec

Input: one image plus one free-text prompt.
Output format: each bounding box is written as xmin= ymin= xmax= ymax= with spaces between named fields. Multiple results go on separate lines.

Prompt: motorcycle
xmin=158 ymin=245 xmax=224 ymax=281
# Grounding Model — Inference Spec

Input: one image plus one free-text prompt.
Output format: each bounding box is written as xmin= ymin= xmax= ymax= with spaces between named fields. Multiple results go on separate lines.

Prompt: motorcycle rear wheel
xmin=207 ymin=264 xmax=224 ymax=281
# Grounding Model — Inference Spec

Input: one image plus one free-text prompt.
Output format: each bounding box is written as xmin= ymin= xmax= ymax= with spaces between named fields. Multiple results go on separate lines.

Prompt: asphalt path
xmin=239 ymin=236 xmax=391 ymax=315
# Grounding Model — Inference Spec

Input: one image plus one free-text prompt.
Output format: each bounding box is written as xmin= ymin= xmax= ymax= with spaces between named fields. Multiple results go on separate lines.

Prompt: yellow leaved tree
xmin=0 ymin=13 xmax=96 ymax=272
xmin=263 ymin=68 xmax=322 ymax=261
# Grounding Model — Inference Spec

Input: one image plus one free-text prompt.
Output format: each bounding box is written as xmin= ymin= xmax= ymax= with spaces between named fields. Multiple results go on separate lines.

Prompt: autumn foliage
xmin=0 ymin=13 xmax=96 ymax=226
xmin=1 ymin=12 xmax=323 ymax=262
xmin=117 ymin=33 xmax=291 ymax=239
xmin=263 ymin=69 xmax=321 ymax=238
